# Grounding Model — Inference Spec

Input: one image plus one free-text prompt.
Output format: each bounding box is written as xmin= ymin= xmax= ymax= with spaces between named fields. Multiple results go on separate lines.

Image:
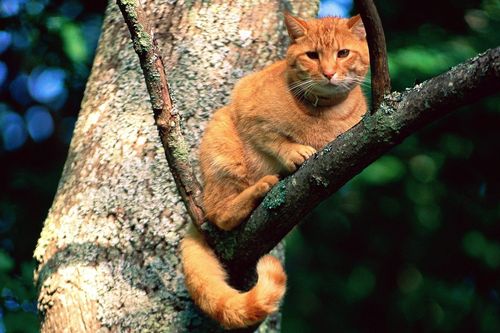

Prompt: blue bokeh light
xmin=27 ymin=67 xmax=67 ymax=104
xmin=11 ymin=29 xmax=30 ymax=49
xmin=0 ymin=312 xmax=4 ymax=333
xmin=25 ymin=105 xmax=54 ymax=142
xmin=0 ymin=110 xmax=27 ymax=151
xmin=0 ymin=219 xmax=12 ymax=233
xmin=318 ymin=0 xmax=353 ymax=18
xmin=0 ymin=288 xmax=13 ymax=298
xmin=59 ymin=0 xmax=83 ymax=19
xmin=50 ymin=88 xmax=68 ymax=111
xmin=9 ymin=74 xmax=32 ymax=105
xmin=25 ymin=0 xmax=46 ymax=15
xmin=0 ymin=239 xmax=13 ymax=252
xmin=0 ymin=205 xmax=14 ymax=233
xmin=0 ymin=61 xmax=7 ymax=87
xmin=4 ymin=299 xmax=20 ymax=311
xmin=21 ymin=300 xmax=38 ymax=314
xmin=3 ymin=123 xmax=27 ymax=150
xmin=0 ymin=31 xmax=11 ymax=53
xmin=0 ymin=0 xmax=27 ymax=17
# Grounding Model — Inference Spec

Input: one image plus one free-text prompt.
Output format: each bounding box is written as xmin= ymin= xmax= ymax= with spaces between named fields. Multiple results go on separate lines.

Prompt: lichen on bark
xmin=262 ymin=182 xmax=287 ymax=210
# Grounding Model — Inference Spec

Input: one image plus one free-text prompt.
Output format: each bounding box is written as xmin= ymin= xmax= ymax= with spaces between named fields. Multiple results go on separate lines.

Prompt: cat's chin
xmin=312 ymin=83 xmax=350 ymax=97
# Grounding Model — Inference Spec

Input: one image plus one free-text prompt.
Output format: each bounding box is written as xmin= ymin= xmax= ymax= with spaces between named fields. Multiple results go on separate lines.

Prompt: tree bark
xmin=33 ymin=1 xmax=318 ymax=332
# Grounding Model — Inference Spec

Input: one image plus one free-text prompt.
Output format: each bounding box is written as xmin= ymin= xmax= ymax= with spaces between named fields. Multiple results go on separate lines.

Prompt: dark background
xmin=0 ymin=0 xmax=499 ymax=332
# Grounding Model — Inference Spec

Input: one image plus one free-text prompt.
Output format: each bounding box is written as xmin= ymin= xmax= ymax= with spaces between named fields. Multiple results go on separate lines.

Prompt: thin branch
xmin=355 ymin=0 xmax=391 ymax=112
xmin=116 ymin=0 xmax=205 ymax=229
xmin=207 ymin=47 xmax=500 ymax=275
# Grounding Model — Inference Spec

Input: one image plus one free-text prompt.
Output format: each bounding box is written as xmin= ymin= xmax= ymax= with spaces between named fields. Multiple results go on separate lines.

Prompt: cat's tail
xmin=180 ymin=227 xmax=286 ymax=329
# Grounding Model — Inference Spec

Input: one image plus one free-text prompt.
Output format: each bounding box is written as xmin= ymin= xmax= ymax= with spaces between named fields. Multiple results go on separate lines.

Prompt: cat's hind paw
xmin=255 ymin=175 xmax=280 ymax=197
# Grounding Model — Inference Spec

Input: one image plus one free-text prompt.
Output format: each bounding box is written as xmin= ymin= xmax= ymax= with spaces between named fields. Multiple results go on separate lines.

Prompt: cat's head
xmin=284 ymin=13 xmax=369 ymax=98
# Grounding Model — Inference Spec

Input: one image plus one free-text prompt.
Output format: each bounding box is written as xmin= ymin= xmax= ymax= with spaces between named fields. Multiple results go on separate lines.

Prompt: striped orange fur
xmin=181 ymin=13 xmax=368 ymax=328
xmin=181 ymin=227 xmax=286 ymax=328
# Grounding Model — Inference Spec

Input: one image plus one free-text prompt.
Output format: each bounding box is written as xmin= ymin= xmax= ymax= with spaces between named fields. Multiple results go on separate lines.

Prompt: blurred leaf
xmin=484 ymin=242 xmax=500 ymax=269
xmin=358 ymin=155 xmax=406 ymax=185
xmin=463 ymin=230 xmax=486 ymax=258
xmin=439 ymin=134 xmax=474 ymax=158
xmin=61 ymin=22 xmax=88 ymax=63
xmin=346 ymin=266 xmax=376 ymax=302
xmin=463 ymin=231 xmax=500 ymax=268
xmin=429 ymin=301 xmax=445 ymax=327
xmin=405 ymin=180 xmax=438 ymax=205
xmin=409 ymin=154 xmax=438 ymax=183
xmin=398 ymin=266 xmax=423 ymax=294
xmin=0 ymin=250 xmax=14 ymax=272
xmin=3 ymin=311 xmax=39 ymax=333
xmin=415 ymin=205 xmax=442 ymax=231
xmin=391 ymin=47 xmax=453 ymax=76
xmin=483 ymin=0 xmax=500 ymax=20
xmin=20 ymin=261 xmax=35 ymax=284
xmin=481 ymin=305 xmax=500 ymax=332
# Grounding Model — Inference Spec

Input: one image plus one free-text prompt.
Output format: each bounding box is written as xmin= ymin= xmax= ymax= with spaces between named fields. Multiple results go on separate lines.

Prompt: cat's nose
xmin=323 ymin=71 xmax=335 ymax=80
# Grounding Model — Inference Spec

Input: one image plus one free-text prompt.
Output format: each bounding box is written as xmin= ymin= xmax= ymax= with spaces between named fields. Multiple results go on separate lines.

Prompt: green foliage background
xmin=283 ymin=1 xmax=500 ymax=332
xmin=0 ymin=0 xmax=498 ymax=332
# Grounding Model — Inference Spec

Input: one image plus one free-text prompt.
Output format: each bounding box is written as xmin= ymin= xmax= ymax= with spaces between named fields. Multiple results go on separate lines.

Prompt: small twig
xmin=355 ymin=0 xmax=391 ymax=112
xmin=116 ymin=0 xmax=205 ymax=229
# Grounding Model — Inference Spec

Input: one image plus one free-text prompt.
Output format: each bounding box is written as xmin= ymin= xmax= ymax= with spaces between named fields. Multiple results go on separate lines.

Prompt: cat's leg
xmin=254 ymin=136 xmax=316 ymax=173
xmin=242 ymin=128 xmax=316 ymax=173
xmin=205 ymin=175 xmax=279 ymax=231
xmin=276 ymin=142 xmax=317 ymax=172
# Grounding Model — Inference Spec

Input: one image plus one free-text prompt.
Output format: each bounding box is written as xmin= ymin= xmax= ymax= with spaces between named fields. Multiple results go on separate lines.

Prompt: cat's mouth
xmin=314 ymin=80 xmax=352 ymax=95
xmin=288 ymin=75 xmax=357 ymax=101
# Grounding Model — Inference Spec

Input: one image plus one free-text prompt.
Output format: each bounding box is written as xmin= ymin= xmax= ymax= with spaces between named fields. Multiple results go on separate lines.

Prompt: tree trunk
xmin=33 ymin=0 xmax=317 ymax=332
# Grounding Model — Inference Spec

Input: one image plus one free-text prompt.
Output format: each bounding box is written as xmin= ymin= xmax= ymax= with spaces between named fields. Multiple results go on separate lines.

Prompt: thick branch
xmin=116 ymin=0 xmax=205 ymax=228
xmin=207 ymin=47 xmax=500 ymax=273
xmin=355 ymin=0 xmax=391 ymax=111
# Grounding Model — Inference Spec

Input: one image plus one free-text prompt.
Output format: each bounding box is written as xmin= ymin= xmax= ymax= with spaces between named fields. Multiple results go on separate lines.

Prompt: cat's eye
xmin=306 ymin=51 xmax=319 ymax=59
xmin=337 ymin=49 xmax=350 ymax=58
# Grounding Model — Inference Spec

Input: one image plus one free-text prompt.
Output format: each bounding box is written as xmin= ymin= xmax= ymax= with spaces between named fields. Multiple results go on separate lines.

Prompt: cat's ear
xmin=347 ymin=14 xmax=366 ymax=39
xmin=284 ymin=12 xmax=308 ymax=40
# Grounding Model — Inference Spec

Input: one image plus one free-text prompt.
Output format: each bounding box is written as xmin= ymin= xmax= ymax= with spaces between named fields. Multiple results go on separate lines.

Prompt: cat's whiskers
xmin=288 ymin=79 xmax=314 ymax=92
xmin=289 ymin=80 xmax=317 ymax=99
xmin=302 ymin=82 xmax=318 ymax=101
xmin=349 ymin=76 xmax=371 ymax=88
xmin=294 ymin=88 xmax=312 ymax=102
xmin=301 ymin=81 xmax=319 ymax=103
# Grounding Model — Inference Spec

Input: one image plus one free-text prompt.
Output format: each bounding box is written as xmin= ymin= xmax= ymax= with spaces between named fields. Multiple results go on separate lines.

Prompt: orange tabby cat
xmin=181 ymin=13 xmax=369 ymax=328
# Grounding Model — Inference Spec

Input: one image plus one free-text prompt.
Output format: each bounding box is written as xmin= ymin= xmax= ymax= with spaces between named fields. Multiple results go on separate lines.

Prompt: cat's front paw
xmin=283 ymin=144 xmax=316 ymax=172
